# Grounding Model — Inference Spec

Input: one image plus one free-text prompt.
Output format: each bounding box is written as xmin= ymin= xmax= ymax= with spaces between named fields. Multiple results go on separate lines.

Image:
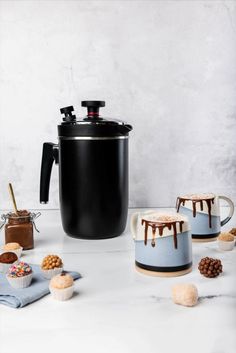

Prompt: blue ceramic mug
xmin=131 ymin=211 xmax=192 ymax=277
xmin=176 ymin=193 xmax=234 ymax=242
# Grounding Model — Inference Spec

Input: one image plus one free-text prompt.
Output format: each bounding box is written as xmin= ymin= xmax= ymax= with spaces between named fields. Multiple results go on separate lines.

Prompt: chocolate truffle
xmin=0 ymin=252 xmax=18 ymax=264
xmin=172 ymin=283 xmax=198 ymax=307
xmin=229 ymin=228 xmax=236 ymax=237
xmin=50 ymin=273 xmax=74 ymax=289
xmin=8 ymin=261 xmax=32 ymax=278
xmin=3 ymin=242 xmax=21 ymax=251
xmin=218 ymin=233 xmax=234 ymax=242
xmin=41 ymin=255 xmax=63 ymax=270
xmin=198 ymin=257 xmax=223 ymax=278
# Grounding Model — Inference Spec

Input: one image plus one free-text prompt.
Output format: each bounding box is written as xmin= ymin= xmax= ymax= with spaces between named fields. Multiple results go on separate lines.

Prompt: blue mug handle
xmin=130 ymin=210 xmax=155 ymax=240
xmin=219 ymin=196 xmax=234 ymax=226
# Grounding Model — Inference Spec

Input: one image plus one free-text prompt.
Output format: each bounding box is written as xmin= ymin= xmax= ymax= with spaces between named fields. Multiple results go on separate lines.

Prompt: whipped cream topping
xmin=143 ymin=212 xmax=187 ymax=223
xmin=180 ymin=193 xmax=215 ymax=200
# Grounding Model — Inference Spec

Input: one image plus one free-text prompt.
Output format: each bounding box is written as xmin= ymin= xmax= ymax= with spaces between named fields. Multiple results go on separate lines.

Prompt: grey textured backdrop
xmin=0 ymin=0 xmax=235 ymax=209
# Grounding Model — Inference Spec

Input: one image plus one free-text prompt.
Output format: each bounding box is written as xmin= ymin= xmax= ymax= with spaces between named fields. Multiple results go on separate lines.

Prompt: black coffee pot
xmin=40 ymin=101 xmax=132 ymax=239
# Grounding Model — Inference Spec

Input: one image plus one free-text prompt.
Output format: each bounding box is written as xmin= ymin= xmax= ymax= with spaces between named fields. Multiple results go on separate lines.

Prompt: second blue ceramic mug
xmin=131 ymin=211 xmax=192 ymax=277
xmin=176 ymin=193 xmax=234 ymax=242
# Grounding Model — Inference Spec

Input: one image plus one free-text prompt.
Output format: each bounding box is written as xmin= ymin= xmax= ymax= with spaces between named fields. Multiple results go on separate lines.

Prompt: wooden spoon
xmin=8 ymin=183 xmax=19 ymax=216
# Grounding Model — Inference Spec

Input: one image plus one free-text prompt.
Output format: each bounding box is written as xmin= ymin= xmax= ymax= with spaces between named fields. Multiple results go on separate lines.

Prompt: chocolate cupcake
xmin=0 ymin=252 xmax=18 ymax=274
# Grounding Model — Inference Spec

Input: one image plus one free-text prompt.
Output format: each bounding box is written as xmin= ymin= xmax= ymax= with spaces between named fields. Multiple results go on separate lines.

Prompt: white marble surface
xmin=0 ymin=209 xmax=236 ymax=353
xmin=0 ymin=1 xmax=236 ymax=209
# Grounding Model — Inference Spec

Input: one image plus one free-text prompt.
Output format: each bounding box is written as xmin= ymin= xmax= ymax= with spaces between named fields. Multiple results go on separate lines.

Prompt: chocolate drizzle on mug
xmin=176 ymin=196 xmax=215 ymax=228
xmin=141 ymin=219 xmax=184 ymax=249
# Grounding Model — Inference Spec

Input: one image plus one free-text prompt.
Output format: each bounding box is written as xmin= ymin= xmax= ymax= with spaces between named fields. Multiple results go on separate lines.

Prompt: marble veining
xmin=0 ymin=209 xmax=235 ymax=353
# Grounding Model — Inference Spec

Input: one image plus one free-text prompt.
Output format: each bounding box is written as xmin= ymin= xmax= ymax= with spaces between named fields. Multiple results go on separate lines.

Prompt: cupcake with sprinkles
xmin=7 ymin=261 xmax=33 ymax=289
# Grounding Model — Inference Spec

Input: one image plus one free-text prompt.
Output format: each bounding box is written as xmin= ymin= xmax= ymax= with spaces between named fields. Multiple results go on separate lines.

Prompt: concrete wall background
xmin=0 ymin=0 xmax=236 ymax=209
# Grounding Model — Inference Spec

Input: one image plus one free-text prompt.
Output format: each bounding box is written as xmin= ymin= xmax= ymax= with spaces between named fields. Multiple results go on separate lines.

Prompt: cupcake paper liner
xmin=218 ymin=239 xmax=235 ymax=251
xmin=41 ymin=267 xmax=63 ymax=280
xmin=6 ymin=272 xmax=33 ymax=289
xmin=49 ymin=285 xmax=74 ymax=301
xmin=0 ymin=260 xmax=18 ymax=274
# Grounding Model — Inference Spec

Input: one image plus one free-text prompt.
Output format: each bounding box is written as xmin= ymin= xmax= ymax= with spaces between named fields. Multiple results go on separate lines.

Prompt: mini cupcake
xmin=49 ymin=273 xmax=74 ymax=301
xmin=41 ymin=254 xmax=63 ymax=279
xmin=0 ymin=252 xmax=18 ymax=274
xmin=6 ymin=262 xmax=33 ymax=289
xmin=218 ymin=232 xmax=235 ymax=251
xmin=2 ymin=242 xmax=23 ymax=258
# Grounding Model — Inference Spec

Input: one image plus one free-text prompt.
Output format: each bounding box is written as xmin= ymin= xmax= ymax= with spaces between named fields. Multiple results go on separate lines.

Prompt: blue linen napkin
xmin=0 ymin=264 xmax=81 ymax=308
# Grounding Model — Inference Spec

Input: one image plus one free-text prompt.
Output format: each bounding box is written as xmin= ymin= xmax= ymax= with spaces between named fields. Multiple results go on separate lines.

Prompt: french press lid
xmin=58 ymin=101 xmax=132 ymax=138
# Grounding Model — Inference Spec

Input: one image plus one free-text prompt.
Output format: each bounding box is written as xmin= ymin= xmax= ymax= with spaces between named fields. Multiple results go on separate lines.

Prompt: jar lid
xmin=58 ymin=101 xmax=133 ymax=138
xmin=6 ymin=210 xmax=31 ymax=219
xmin=0 ymin=212 xmax=41 ymax=232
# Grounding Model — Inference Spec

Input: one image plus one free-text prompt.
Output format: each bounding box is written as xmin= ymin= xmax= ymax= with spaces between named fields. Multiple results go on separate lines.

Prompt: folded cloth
xmin=0 ymin=264 xmax=81 ymax=308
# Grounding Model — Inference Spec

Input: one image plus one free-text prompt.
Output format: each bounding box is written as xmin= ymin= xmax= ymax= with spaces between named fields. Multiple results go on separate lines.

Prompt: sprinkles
xmin=8 ymin=262 xmax=32 ymax=278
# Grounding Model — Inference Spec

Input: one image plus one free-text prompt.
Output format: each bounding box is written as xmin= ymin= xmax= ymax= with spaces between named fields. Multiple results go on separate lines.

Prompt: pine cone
xmin=198 ymin=257 xmax=223 ymax=278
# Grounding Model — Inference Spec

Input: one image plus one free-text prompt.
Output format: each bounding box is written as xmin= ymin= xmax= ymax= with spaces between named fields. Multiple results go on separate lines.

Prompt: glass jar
xmin=0 ymin=211 xmax=40 ymax=250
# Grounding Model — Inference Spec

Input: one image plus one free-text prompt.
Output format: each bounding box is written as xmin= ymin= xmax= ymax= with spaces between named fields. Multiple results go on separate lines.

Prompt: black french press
xmin=40 ymin=101 xmax=132 ymax=239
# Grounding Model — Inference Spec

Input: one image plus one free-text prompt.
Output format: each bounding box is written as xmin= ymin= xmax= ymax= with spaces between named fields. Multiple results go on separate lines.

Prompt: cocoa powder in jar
xmin=5 ymin=210 xmax=34 ymax=250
